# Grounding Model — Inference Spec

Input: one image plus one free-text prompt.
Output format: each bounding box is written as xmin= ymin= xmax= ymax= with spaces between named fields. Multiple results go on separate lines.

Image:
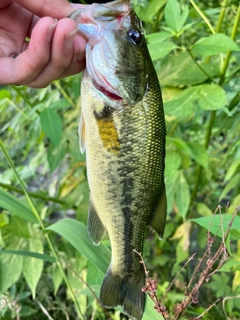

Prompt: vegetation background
xmin=0 ymin=0 xmax=240 ymax=319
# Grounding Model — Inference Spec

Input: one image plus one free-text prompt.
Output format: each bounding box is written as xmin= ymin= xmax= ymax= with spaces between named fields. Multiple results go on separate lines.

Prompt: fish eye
xmin=128 ymin=28 xmax=143 ymax=45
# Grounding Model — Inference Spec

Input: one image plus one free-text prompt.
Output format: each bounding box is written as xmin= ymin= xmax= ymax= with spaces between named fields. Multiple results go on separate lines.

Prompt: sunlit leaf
xmin=158 ymin=52 xmax=219 ymax=86
xmin=46 ymin=219 xmax=110 ymax=274
xmin=192 ymin=33 xmax=240 ymax=56
xmin=148 ymin=42 xmax=178 ymax=61
xmin=191 ymin=214 xmax=240 ymax=240
xmin=164 ymin=0 xmax=188 ymax=33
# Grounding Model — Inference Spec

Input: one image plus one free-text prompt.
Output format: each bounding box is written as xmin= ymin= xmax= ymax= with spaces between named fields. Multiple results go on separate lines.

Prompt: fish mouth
xmin=93 ymin=79 xmax=123 ymax=102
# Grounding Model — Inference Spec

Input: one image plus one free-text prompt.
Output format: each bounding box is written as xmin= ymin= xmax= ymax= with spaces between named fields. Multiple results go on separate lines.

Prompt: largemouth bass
xmin=70 ymin=1 xmax=167 ymax=319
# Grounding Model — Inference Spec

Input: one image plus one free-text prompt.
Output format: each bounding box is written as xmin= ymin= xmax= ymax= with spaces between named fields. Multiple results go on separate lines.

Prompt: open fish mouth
xmin=93 ymin=79 xmax=123 ymax=101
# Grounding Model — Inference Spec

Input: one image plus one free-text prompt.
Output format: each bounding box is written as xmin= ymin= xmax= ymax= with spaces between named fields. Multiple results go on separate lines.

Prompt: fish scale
xmin=70 ymin=1 xmax=167 ymax=319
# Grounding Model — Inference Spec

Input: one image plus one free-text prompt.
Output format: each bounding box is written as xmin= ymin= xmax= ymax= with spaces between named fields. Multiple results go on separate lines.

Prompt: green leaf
xmin=146 ymin=31 xmax=173 ymax=44
xmin=224 ymin=158 xmax=240 ymax=182
xmin=197 ymin=84 xmax=227 ymax=110
xmin=0 ymin=250 xmax=55 ymax=262
xmin=196 ymin=203 xmax=213 ymax=217
xmin=148 ymin=42 xmax=178 ymax=61
xmin=40 ymin=108 xmax=62 ymax=146
xmin=135 ymin=0 xmax=167 ymax=23
xmin=49 ymin=98 xmax=70 ymax=111
xmin=165 ymin=151 xmax=181 ymax=181
xmin=164 ymin=87 xmax=198 ymax=118
xmin=52 ymin=263 xmax=63 ymax=295
xmin=47 ymin=141 xmax=67 ymax=172
xmin=175 ymin=172 xmax=190 ymax=219
xmin=46 ymin=219 xmax=110 ymax=274
xmin=8 ymin=215 xmax=31 ymax=238
xmin=0 ymin=188 xmax=38 ymax=223
xmin=164 ymin=0 xmax=189 ymax=33
xmin=0 ymin=239 xmax=23 ymax=293
xmin=22 ymin=239 xmax=44 ymax=299
xmin=191 ymin=214 xmax=240 ymax=240
xmin=187 ymin=142 xmax=208 ymax=169
xmin=219 ymin=173 xmax=240 ymax=201
xmin=192 ymin=33 xmax=240 ymax=56
xmin=164 ymin=84 xmax=226 ymax=118
xmin=158 ymin=52 xmax=219 ymax=86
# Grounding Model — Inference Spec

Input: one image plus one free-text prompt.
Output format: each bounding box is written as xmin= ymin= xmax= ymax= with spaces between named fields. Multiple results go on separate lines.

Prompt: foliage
xmin=0 ymin=0 xmax=240 ymax=319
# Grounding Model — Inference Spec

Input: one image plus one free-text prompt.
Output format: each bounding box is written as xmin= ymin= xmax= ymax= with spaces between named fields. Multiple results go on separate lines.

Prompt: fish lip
xmin=92 ymin=79 xmax=123 ymax=102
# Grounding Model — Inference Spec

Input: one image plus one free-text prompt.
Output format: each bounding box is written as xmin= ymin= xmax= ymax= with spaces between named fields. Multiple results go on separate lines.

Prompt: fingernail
xmin=47 ymin=19 xmax=58 ymax=42
xmin=65 ymin=29 xmax=78 ymax=49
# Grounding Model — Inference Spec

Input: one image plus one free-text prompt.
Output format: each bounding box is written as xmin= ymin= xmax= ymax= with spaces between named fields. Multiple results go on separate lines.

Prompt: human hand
xmin=0 ymin=0 xmax=87 ymax=87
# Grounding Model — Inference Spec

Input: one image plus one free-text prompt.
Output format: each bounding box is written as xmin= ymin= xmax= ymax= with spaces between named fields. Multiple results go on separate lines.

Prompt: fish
xmin=70 ymin=1 xmax=167 ymax=319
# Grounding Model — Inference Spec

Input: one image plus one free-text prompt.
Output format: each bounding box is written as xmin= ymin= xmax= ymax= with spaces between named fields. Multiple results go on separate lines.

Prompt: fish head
xmin=71 ymin=0 xmax=149 ymax=109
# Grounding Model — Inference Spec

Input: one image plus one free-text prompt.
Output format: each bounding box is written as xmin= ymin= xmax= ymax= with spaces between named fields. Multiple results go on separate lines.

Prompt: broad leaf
xmin=40 ymin=108 xmax=62 ymax=146
xmin=148 ymin=42 xmax=178 ymax=61
xmin=191 ymin=214 xmax=240 ymax=240
xmin=158 ymin=52 xmax=219 ymax=86
xmin=164 ymin=0 xmax=189 ymax=33
xmin=52 ymin=263 xmax=63 ymax=295
xmin=164 ymin=84 xmax=226 ymax=118
xmin=175 ymin=172 xmax=190 ymax=219
xmin=23 ymin=239 xmax=44 ymax=298
xmin=46 ymin=219 xmax=110 ymax=274
xmin=187 ymin=142 xmax=208 ymax=169
xmin=197 ymin=84 xmax=227 ymax=110
xmin=135 ymin=0 xmax=167 ymax=23
xmin=47 ymin=140 xmax=67 ymax=172
xmin=0 ymin=188 xmax=38 ymax=223
xmin=193 ymin=33 xmax=240 ymax=56
xmin=0 ymin=239 xmax=24 ymax=293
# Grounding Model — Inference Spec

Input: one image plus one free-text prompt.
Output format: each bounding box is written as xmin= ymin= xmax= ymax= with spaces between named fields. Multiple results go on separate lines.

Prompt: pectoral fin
xmin=78 ymin=113 xmax=86 ymax=154
xmin=87 ymin=201 xmax=105 ymax=246
xmin=149 ymin=185 xmax=167 ymax=239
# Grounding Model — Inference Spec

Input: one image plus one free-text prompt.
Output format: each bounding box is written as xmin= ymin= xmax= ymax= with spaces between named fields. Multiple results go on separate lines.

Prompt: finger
xmin=24 ymin=18 xmax=86 ymax=88
xmin=13 ymin=0 xmax=86 ymax=19
xmin=0 ymin=17 xmax=57 ymax=85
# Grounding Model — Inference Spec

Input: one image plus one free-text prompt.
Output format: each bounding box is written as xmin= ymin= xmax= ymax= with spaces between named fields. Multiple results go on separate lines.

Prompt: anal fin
xmin=87 ymin=201 xmax=105 ymax=246
xmin=150 ymin=184 xmax=167 ymax=239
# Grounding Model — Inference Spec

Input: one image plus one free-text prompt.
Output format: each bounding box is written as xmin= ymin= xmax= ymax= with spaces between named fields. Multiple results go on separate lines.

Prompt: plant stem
xmin=189 ymin=0 xmax=215 ymax=34
xmin=0 ymin=182 xmax=74 ymax=207
xmin=0 ymin=138 xmax=83 ymax=319
xmin=54 ymin=80 xmax=75 ymax=107
xmin=188 ymin=1 xmax=239 ymax=214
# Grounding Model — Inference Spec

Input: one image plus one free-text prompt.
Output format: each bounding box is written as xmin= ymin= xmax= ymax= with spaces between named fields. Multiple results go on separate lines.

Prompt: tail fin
xmin=100 ymin=269 xmax=145 ymax=320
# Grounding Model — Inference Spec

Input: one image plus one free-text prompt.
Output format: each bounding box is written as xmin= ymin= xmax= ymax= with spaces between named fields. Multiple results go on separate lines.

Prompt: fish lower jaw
xmin=92 ymin=79 xmax=123 ymax=102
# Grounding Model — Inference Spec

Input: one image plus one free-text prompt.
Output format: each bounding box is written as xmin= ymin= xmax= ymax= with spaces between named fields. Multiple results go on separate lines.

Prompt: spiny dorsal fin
xmin=87 ymin=201 xmax=105 ymax=246
xmin=78 ymin=113 xmax=86 ymax=154
xmin=149 ymin=185 xmax=167 ymax=239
